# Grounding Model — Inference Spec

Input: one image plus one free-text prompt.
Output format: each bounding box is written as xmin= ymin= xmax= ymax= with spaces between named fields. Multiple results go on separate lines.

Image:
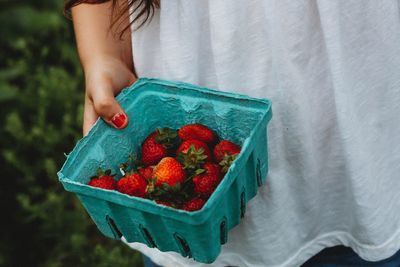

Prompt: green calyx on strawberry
xmin=192 ymin=162 xmax=222 ymax=197
xmin=177 ymin=141 xmax=210 ymax=174
xmin=219 ymin=154 xmax=239 ymax=173
xmin=154 ymin=127 xmax=179 ymax=148
xmin=88 ymin=168 xmax=117 ymax=190
xmin=178 ymin=123 xmax=216 ymax=144
xmin=117 ymin=172 xmax=147 ymax=198
xmin=141 ymin=128 xmax=179 ymax=166
xmin=119 ymin=154 xmax=140 ymax=174
xmin=147 ymin=179 xmax=191 ymax=207
xmin=147 ymin=180 xmax=184 ymax=200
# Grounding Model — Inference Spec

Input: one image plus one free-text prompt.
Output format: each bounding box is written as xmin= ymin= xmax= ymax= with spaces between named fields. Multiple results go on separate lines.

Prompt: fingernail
xmin=111 ymin=113 xmax=127 ymax=128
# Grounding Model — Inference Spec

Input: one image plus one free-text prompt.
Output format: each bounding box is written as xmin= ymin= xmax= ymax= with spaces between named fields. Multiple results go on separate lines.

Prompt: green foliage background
xmin=0 ymin=1 xmax=143 ymax=266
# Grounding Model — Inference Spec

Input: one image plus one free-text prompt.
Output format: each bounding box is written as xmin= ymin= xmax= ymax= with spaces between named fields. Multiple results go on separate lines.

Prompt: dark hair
xmin=64 ymin=0 xmax=160 ymax=37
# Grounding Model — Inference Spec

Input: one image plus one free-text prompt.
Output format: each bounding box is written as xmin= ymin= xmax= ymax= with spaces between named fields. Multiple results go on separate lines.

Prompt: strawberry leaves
xmin=147 ymin=181 xmax=191 ymax=207
xmin=219 ymin=154 xmax=238 ymax=173
xmin=155 ymin=127 xmax=179 ymax=149
xmin=119 ymin=154 xmax=140 ymax=175
xmin=177 ymin=145 xmax=208 ymax=170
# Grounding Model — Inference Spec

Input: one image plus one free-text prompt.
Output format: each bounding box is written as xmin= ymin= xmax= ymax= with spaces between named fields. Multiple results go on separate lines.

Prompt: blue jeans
xmin=143 ymin=255 xmax=162 ymax=267
xmin=143 ymin=246 xmax=400 ymax=267
xmin=302 ymin=246 xmax=400 ymax=267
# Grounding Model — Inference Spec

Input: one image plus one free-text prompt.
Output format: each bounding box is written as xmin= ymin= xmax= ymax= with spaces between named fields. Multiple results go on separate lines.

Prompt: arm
xmin=71 ymin=1 xmax=137 ymax=135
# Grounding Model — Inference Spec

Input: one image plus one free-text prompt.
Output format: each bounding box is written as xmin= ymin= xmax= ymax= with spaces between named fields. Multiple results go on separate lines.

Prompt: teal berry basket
xmin=57 ymin=78 xmax=272 ymax=263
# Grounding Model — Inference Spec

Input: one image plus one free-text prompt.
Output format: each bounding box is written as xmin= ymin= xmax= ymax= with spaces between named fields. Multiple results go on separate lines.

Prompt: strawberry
xmin=88 ymin=169 xmax=116 ymax=190
xmin=141 ymin=128 xmax=178 ymax=166
xmin=193 ymin=163 xmax=222 ymax=197
xmin=182 ymin=198 xmax=206 ymax=211
xmin=152 ymin=157 xmax=185 ymax=187
xmin=88 ymin=176 xmax=116 ymax=190
xmin=202 ymin=162 xmax=222 ymax=179
xmin=178 ymin=123 xmax=216 ymax=144
xmin=141 ymin=133 xmax=166 ymax=166
xmin=213 ymin=140 xmax=241 ymax=163
xmin=138 ymin=166 xmax=154 ymax=181
xmin=117 ymin=173 xmax=147 ymax=198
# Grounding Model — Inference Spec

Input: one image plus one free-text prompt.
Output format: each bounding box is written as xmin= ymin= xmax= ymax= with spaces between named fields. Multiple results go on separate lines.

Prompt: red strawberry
xmin=193 ymin=163 xmax=222 ymax=197
xmin=178 ymin=124 xmax=216 ymax=144
xmin=153 ymin=157 xmax=186 ymax=187
xmin=182 ymin=198 xmax=206 ymax=211
xmin=88 ymin=169 xmax=116 ymax=190
xmin=213 ymin=140 xmax=241 ymax=163
xmin=203 ymin=162 xmax=222 ymax=179
xmin=88 ymin=176 xmax=116 ymax=190
xmin=117 ymin=173 xmax=147 ymax=198
xmin=138 ymin=166 xmax=154 ymax=181
xmin=141 ymin=128 xmax=178 ymax=166
xmin=177 ymin=139 xmax=212 ymax=161
xmin=141 ymin=133 xmax=166 ymax=166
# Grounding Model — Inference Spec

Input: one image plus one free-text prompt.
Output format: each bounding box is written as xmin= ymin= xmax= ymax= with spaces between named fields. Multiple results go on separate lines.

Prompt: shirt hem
xmin=122 ymin=227 xmax=400 ymax=267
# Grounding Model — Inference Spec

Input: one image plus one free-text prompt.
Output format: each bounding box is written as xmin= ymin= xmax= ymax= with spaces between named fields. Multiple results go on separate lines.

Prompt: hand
xmin=83 ymin=56 xmax=136 ymax=135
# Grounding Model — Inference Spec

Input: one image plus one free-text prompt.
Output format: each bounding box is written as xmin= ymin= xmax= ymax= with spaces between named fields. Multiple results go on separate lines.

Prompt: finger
xmin=83 ymin=94 xmax=99 ymax=136
xmin=90 ymin=84 xmax=129 ymax=130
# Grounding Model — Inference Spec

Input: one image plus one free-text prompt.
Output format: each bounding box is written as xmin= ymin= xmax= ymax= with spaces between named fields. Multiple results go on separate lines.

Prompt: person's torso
xmin=130 ymin=1 xmax=400 ymax=266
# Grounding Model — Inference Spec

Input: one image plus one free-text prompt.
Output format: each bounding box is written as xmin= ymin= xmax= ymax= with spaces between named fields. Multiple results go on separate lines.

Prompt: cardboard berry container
xmin=57 ymin=78 xmax=272 ymax=263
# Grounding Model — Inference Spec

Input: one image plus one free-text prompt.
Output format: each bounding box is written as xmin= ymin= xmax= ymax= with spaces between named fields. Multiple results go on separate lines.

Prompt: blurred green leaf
xmin=0 ymin=1 xmax=143 ymax=267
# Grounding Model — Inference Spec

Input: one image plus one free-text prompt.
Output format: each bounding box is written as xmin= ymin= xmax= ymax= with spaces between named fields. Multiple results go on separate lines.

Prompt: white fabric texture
xmin=126 ymin=1 xmax=400 ymax=266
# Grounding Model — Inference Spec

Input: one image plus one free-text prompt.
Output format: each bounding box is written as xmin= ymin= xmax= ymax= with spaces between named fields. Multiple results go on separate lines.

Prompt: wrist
xmin=82 ymin=54 xmax=131 ymax=75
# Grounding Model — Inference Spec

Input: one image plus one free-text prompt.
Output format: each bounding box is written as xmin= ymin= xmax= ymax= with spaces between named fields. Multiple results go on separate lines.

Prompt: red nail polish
xmin=111 ymin=113 xmax=127 ymax=128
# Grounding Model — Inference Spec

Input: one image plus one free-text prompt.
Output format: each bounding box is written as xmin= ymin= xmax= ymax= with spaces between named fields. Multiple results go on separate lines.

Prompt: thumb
xmin=92 ymin=89 xmax=129 ymax=129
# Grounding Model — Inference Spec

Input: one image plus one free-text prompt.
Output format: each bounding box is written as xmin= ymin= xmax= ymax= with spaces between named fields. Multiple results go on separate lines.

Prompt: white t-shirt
xmin=125 ymin=1 xmax=400 ymax=266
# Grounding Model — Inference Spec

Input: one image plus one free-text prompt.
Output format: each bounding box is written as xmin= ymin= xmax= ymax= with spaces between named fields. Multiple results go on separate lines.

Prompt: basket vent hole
xmin=256 ymin=158 xmax=262 ymax=187
xmin=220 ymin=218 xmax=228 ymax=244
xmin=140 ymin=225 xmax=157 ymax=248
xmin=240 ymin=190 xmax=246 ymax=218
xmin=174 ymin=233 xmax=192 ymax=258
xmin=106 ymin=215 xmax=122 ymax=239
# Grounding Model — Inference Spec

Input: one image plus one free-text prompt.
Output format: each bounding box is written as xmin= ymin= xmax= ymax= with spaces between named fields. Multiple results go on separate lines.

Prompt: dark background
xmin=0 ymin=1 xmax=143 ymax=266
